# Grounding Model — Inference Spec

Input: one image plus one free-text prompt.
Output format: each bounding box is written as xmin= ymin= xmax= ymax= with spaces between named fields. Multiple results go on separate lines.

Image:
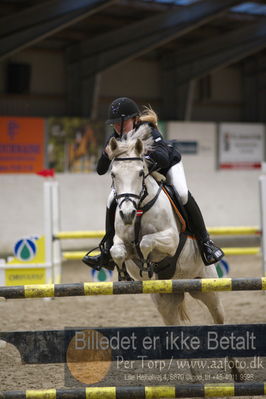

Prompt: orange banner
xmin=0 ymin=117 xmax=45 ymax=173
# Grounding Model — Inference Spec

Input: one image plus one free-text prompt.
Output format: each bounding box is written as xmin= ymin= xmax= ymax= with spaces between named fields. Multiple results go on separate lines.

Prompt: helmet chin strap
xmin=119 ymin=115 xmax=125 ymax=135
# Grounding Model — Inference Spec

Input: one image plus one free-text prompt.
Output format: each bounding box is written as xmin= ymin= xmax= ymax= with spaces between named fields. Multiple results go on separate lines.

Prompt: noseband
xmin=112 ymin=157 xmax=148 ymax=209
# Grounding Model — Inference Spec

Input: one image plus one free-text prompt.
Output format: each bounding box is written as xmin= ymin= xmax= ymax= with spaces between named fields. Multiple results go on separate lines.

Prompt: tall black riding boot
xmin=184 ymin=192 xmax=224 ymax=265
xmin=82 ymin=201 xmax=116 ymax=271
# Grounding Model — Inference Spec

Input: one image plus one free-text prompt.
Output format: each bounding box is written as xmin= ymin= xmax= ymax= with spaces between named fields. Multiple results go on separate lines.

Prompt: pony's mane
xmin=107 ymin=124 xmax=154 ymax=159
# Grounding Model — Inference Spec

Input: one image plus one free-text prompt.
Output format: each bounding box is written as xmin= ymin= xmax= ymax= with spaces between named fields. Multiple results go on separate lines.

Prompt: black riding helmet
xmin=106 ymin=97 xmax=140 ymax=125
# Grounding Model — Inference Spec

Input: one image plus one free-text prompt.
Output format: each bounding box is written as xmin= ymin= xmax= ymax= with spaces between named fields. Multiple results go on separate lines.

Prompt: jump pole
xmin=1 ymin=277 xmax=266 ymax=299
xmin=1 ymin=383 xmax=266 ymax=398
xmin=55 ymin=227 xmax=261 ymax=239
xmin=62 ymin=247 xmax=261 ymax=261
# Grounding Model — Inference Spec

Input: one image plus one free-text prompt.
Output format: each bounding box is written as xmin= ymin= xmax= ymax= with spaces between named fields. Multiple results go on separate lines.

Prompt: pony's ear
xmin=105 ymin=137 xmax=118 ymax=158
xmin=110 ymin=137 xmax=118 ymax=151
xmin=135 ymin=138 xmax=144 ymax=156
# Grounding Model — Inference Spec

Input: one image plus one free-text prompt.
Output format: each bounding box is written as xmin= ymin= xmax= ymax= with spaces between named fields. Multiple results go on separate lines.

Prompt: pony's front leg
xmin=110 ymin=235 xmax=127 ymax=269
xmin=140 ymin=228 xmax=178 ymax=262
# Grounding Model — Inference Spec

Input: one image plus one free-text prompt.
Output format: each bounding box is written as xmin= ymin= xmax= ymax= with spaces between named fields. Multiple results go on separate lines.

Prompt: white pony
xmin=106 ymin=125 xmax=224 ymax=326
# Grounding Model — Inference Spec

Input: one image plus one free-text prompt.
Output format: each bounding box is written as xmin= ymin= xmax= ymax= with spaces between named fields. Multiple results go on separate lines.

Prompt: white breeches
xmin=166 ymin=161 xmax=189 ymax=205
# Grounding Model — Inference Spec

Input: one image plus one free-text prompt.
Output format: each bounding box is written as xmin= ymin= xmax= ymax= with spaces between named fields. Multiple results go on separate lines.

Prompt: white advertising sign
xmin=219 ymin=123 xmax=265 ymax=169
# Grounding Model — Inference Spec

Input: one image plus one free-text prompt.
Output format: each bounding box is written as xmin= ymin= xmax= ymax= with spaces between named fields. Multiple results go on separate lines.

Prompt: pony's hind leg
xmin=151 ymin=293 xmax=189 ymax=325
xmin=189 ymin=291 xmax=225 ymax=324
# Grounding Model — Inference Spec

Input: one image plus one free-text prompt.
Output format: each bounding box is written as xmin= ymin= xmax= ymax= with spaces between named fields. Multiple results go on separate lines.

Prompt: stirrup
xmin=82 ymin=246 xmax=115 ymax=271
xmin=82 ymin=247 xmax=102 ymax=271
xmin=200 ymin=239 xmax=224 ymax=266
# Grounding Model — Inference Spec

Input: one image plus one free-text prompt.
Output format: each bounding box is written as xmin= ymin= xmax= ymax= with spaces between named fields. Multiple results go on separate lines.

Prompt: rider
xmin=82 ymin=97 xmax=224 ymax=269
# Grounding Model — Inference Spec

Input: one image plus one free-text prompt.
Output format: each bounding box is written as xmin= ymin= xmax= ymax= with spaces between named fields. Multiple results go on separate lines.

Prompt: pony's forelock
xmin=107 ymin=124 xmax=154 ymax=160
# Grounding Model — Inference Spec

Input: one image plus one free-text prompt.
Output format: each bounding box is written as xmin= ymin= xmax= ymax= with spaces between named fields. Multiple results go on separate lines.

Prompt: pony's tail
xmin=178 ymin=297 xmax=190 ymax=322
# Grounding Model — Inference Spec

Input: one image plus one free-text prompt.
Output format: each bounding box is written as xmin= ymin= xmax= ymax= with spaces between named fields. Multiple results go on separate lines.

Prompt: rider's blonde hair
xmin=138 ymin=106 xmax=158 ymax=128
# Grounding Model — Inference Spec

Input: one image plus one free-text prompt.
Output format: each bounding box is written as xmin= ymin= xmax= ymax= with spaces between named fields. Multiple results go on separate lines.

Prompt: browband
xmin=113 ymin=157 xmax=143 ymax=162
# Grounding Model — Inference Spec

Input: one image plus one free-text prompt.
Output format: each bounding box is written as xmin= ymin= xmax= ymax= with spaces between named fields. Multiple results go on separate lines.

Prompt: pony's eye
xmin=111 ymin=172 xmax=115 ymax=178
xmin=139 ymin=170 xmax=144 ymax=177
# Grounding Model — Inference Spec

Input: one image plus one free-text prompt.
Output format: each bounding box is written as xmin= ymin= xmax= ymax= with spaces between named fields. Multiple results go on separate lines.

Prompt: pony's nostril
xmin=131 ymin=210 xmax=136 ymax=218
xmin=119 ymin=210 xmax=124 ymax=220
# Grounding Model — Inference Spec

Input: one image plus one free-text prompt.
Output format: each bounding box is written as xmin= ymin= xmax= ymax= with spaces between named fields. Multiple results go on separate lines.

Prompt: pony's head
xmin=106 ymin=125 xmax=153 ymax=225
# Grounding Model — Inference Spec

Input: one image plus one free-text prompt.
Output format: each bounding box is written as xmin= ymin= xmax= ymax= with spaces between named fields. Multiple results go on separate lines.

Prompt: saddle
xmin=162 ymin=183 xmax=193 ymax=236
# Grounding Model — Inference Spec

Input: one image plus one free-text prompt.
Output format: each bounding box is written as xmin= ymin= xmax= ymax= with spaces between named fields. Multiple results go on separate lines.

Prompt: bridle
xmin=111 ymin=156 xmax=148 ymax=210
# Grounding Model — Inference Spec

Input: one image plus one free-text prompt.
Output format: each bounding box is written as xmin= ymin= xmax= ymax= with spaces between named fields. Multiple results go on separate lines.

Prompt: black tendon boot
xmin=184 ymin=192 xmax=224 ymax=265
xmin=82 ymin=202 xmax=116 ymax=271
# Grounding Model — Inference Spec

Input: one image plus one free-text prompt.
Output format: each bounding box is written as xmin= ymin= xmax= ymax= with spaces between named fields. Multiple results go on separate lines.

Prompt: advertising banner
xmin=47 ymin=117 xmax=105 ymax=172
xmin=219 ymin=123 xmax=265 ymax=169
xmin=0 ymin=117 xmax=45 ymax=173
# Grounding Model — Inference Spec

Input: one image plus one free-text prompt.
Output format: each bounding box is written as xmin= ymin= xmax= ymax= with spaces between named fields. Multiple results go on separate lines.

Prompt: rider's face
xmin=113 ymin=118 xmax=134 ymax=135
